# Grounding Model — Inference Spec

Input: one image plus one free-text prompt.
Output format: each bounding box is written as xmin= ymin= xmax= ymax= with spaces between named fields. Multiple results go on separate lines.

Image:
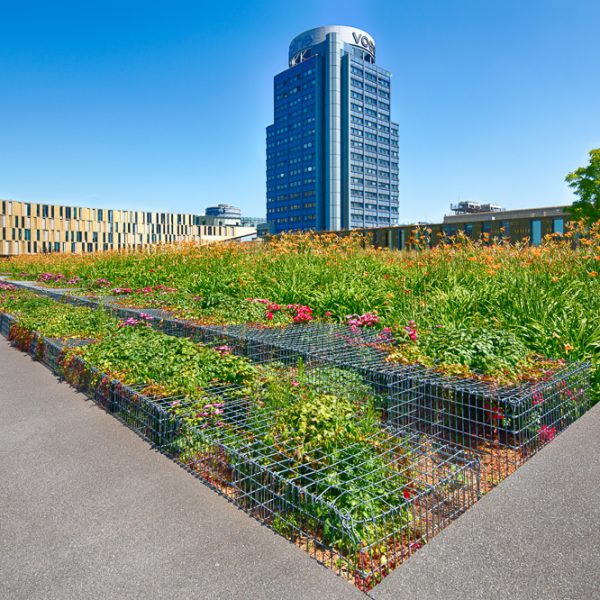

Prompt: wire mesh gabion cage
xmin=60 ymin=373 xmax=481 ymax=591
xmin=387 ymin=363 xmax=591 ymax=490
xmin=170 ymin=407 xmax=481 ymax=590
xmin=0 ymin=312 xmax=16 ymax=338
xmin=2 ymin=282 xmax=594 ymax=493
xmin=0 ymin=312 xmax=481 ymax=591
xmin=155 ymin=320 xmax=592 ymax=490
xmin=162 ymin=321 xmax=416 ymax=402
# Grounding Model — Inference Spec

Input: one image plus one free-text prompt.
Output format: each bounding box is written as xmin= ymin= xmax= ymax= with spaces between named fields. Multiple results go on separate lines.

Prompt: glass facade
xmin=267 ymin=26 xmax=399 ymax=233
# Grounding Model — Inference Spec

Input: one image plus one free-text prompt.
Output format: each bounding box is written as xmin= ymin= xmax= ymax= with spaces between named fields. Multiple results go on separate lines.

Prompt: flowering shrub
xmin=539 ymin=424 xmax=556 ymax=443
xmin=245 ymin=298 xmax=314 ymax=324
xmin=404 ymin=320 xmax=417 ymax=342
xmin=289 ymin=304 xmax=313 ymax=323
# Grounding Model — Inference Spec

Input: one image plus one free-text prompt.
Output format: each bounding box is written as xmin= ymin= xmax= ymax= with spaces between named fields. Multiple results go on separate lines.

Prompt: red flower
xmin=403 ymin=490 xmax=412 ymax=500
xmin=266 ymin=311 xmax=274 ymax=321
xmin=539 ymin=425 xmax=556 ymax=443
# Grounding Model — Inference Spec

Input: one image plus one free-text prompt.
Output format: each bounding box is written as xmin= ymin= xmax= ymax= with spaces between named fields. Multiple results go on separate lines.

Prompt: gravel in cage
xmin=388 ymin=363 xmax=591 ymax=491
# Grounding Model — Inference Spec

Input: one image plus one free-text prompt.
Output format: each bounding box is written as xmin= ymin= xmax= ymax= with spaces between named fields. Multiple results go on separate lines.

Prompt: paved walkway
xmin=1 ymin=338 xmax=599 ymax=599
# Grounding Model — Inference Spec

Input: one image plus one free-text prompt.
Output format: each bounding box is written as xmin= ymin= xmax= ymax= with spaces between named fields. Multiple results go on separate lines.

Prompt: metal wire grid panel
xmin=0 ymin=312 xmax=16 ymax=337
xmin=387 ymin=363 xmax=591 ymax=489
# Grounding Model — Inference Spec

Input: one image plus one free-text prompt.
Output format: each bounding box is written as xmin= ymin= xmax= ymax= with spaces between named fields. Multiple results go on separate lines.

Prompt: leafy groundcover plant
xmin=387 ymin=325 xmax=565 ymax=385
xmin=0 ymin=286 xmax=117 ymax=355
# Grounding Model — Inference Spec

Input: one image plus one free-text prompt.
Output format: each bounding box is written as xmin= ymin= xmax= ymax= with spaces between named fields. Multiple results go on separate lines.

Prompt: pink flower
xmin=539 ymin=425 xmax=556 ymax=443
xmin=346 ymin=312 xmax=379 ymax=328
xmin=532 ymin=391 xmax=544 ymax=406
xmin=38 ymin=272 xmax=66 ymax=282
xmin=215 ymin=345 xmax=232 ymax=355
xmin=292 ymin=305 xmax=313 ymax=323
xmin=290 ymin=379 xmax=300 ymax=387
xmin=404 ymin=321 xmax=418 ymax=342
xmin=118 ymin=316 xmax=151 ymax=328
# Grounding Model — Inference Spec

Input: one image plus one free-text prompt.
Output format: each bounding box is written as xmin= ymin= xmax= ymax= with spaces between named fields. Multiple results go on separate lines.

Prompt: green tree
xmin=565 ymin=149 xmax=600 ymax=224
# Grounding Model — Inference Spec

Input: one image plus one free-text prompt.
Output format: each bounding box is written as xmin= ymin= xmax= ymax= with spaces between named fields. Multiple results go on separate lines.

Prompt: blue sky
xmin=1 ymin=0 xmax=599 ymax=223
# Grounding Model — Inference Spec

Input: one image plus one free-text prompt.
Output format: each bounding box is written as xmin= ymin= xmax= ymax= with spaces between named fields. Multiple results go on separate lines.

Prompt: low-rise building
xmin=0 ymin=199 xmax=256 ymax=256
xmin=345 ymin=205 xmax=570 ymax=249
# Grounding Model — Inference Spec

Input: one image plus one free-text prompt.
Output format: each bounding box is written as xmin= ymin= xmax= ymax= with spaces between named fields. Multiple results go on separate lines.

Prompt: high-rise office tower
xmin=266 ymin=26 xmax=399 ymax=233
